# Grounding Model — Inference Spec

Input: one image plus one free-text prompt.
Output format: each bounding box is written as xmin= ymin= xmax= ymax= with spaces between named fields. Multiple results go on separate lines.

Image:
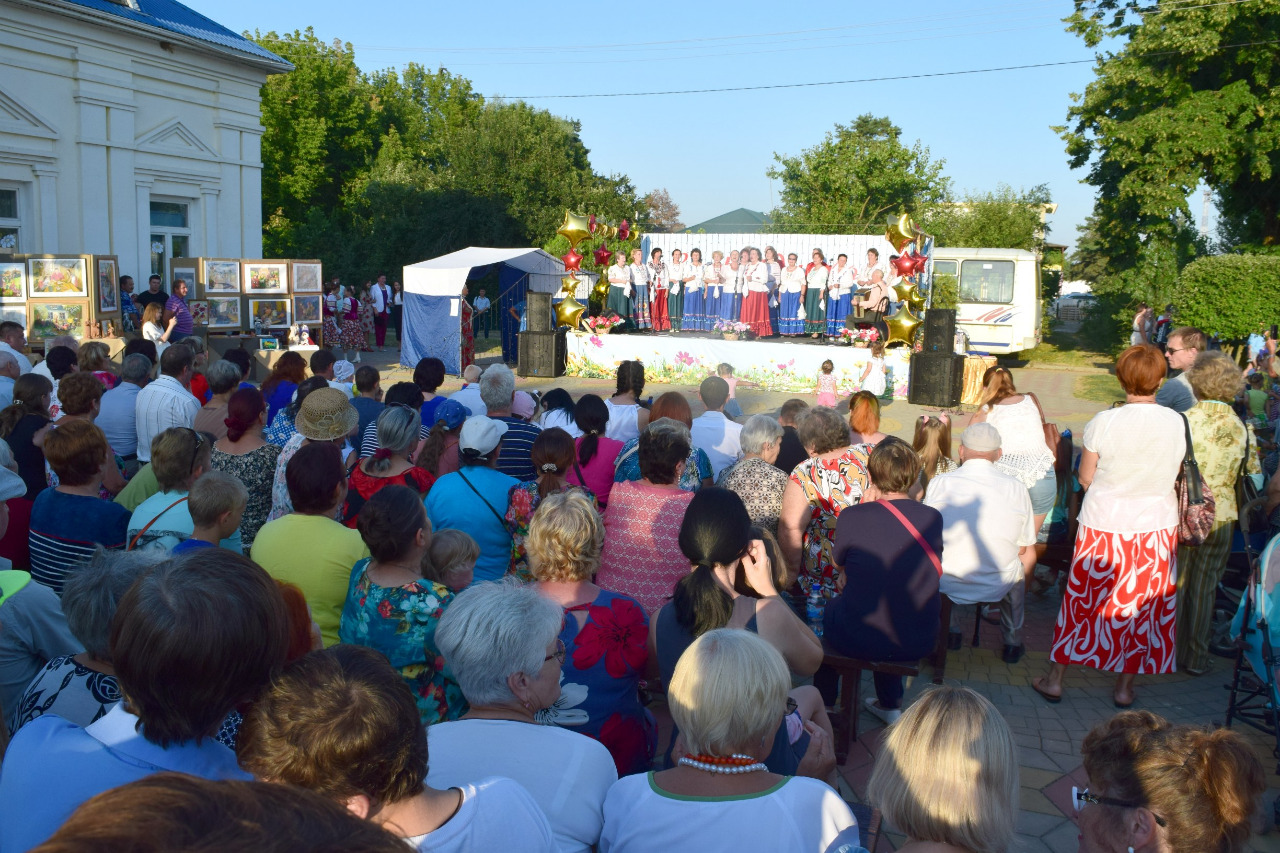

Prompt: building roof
xmin=39 ymin=0 xmax=292 ymax=72
xmin=684 ymin=208 xmax=772 ymax=233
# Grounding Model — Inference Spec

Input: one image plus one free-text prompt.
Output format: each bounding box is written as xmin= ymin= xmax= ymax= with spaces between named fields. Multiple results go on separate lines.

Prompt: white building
xmin=0 ymin=0 xmax=290 ymax=281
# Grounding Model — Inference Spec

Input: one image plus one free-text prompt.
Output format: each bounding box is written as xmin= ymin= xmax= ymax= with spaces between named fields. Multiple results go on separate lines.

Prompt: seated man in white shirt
xmin=0 ymin=321 xmax=33 ymax=375
xmin=690 ymin=375 xmax=742 ymax=479
xmin=924 ymin=423 xmax=1036 ymax=664
xmin=0 ymin=350 xmax=18 ymax=410
xmin=448 ymin=364 xmax=487 ymax=417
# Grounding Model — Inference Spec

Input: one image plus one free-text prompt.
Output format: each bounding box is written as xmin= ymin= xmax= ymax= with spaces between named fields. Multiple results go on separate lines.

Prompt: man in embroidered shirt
xmin=0 ymin=550 xmax=286 ymax=851
xmin=134 ymin=344 xmax=200 ymax=463
xmin=691 ymin=375 xmax=743 ymax=479
xmin=924 ymin=423 xmax=1036 ymax=664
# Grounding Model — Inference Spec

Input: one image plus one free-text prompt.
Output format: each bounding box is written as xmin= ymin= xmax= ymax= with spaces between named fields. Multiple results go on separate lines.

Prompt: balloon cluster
xmin=883 ymin=213 xmax=933 ymax=347
xmin=554 ymin=209 xmax=643 ymax=329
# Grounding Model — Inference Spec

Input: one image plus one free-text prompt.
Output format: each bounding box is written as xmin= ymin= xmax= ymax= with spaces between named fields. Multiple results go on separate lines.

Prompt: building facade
xmin=0 ymin=0 xmax=290 ymax=282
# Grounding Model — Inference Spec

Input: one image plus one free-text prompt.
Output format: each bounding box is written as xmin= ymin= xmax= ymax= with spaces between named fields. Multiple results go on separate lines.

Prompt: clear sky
xmin=188 ymin=0 xmax=1120 ymax=251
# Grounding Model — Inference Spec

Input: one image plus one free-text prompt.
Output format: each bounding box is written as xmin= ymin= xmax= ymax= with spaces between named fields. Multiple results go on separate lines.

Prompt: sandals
xmin=1031 ymin=678 xmax=1062 ymax=704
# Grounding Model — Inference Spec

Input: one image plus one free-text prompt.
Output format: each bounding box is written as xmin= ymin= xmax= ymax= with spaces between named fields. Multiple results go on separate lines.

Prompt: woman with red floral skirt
xmin=740 ymin=247 xmax=772 ymax=336
xmin=529 ymin=489 xmax=655 ymax=776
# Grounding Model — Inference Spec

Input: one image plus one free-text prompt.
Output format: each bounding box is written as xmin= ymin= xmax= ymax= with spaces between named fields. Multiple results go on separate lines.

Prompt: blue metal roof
xmin=55 ymin=0 xmax=291 ymax=69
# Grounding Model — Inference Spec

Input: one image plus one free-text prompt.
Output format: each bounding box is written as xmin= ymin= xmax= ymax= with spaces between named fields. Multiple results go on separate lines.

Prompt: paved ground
xmin=362 ymin=336 xmax=1280 ymax=852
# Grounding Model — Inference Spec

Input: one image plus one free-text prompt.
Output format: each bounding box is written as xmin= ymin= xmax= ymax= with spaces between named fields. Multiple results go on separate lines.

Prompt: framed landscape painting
xmin=207 ymin=296 xmax=242 ymax=330
xmin=201 ymin=258 xmax=241 ymax=295
xmin=0 ymin=263 xmax=24 ymax=303
xmin=293 ymin=294 xmax=321 ymax=324
xmin=27 ymin=257 xmax=88 ymax=298
xmin=250 ymin=298 xmax=291 ymax=329
xmin=291 ymin=261 xmax=322 ymax=293
xmin=242 ymin=261 xmax=289 ymax=295
xmin=96 ymin=257 xmax=120 ymax=314
xmin=188 ymin=300 xmax=209 ymax=325
xmin=29 ymin=301 xmax=87 ymax=341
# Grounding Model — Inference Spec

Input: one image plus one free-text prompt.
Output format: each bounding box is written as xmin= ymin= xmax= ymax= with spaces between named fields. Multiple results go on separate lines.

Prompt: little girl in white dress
xmin=859 ymin=341 xmax=887 ymax=397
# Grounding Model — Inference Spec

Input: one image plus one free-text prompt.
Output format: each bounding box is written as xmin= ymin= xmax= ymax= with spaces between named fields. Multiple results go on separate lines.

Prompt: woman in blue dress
xmin=826 ymin=252 xmax=856 ymax=338
xmin=778 ymin=252 xmax=807 ymax=335
xmin=681 ymin=248 xmax=705 ymax=332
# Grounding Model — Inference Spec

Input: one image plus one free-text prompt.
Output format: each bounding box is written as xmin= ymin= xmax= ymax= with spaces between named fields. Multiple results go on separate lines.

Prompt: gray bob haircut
xmin=646 ymin=416 xmax=692 ymax=444
xmin=368 ymin=405 xmax=422 ymax=473
xmin=740 ymin=413 xmax=783 ymax=455
xmin=205 ymin=359 xmax=242 ymax=395
xmin=61 ymin=547 xmax=167 ymax=661
xmin=478 ymin=364 xmax=516 ymax=412
xmin=121 ymin=353 xmax=153 ymax=384
xmin=434 ymin=579 xmax=563 ymax=707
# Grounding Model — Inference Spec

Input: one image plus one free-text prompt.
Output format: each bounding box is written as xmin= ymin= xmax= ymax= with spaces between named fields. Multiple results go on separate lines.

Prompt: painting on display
xmin=207 ymin=296 xmax=242 ymax=330
xmin=293 ymin=294 xmax=321 ymax=324
xmin=242 ymin=261 xmax=289 ymax=295
xmin=96 ymin=257 xmax=119 ymax=313
xmin=202 ymin=259 xmax=241 ymax=295
xmin=172 ymin=266 xmax=196 ymax=297
xmin=188 ymin=300 xmax=209 ymax=325
xmin=29 ymin=301 xmax=86 ymax=341
xmin=0 ymin=305 xmax=23 ymax=327
xmin=250 ymin=298 xmax=291 ymax=329
xmin=0 ymin=263 xmax=24 ymax=303
xmin=291 ymin=261 xmax=322 ymax=293
xmin=27 ymin=257 xmax=88 ymax=298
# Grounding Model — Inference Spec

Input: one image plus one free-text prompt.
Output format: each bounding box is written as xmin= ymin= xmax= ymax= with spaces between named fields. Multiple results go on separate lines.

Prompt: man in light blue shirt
xmin=0 ymin=350 xmax=17 ymax=409
xmin=96 ymin=353 xmax=151 ymax=463
xmin=0 ymin=550 xmax=286 ymax=851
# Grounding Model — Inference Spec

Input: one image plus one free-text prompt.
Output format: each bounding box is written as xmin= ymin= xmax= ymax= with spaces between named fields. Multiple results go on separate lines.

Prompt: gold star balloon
xmin=592 ymin=279 xmax=610 ymax=300
xmin=560 ymin=275 xmax=579 ymax=295
xmin=554 ymin=294 xmax=586 ymax=330
xmin=892 ymin=280 xmax=919 ymax=306
xmin=907 ymin=287 xmax=927 ymax=312
xmin=884 ymin=304 xmax=922 ymax=347
xmin=886 ymin=213 xmax=916 ymax=253
xmin=556 ymin=210 xmax=591 ymax=250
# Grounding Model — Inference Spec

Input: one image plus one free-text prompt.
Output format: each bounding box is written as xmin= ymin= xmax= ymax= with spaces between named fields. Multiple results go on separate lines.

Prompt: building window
xmin=149 ymin=200 xmax=191 ymax=280
xmin=0 ymin=188 xmax=20 ymax=253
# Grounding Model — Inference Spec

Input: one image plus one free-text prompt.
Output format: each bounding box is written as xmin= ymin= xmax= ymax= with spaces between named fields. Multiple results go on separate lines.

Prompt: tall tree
xmin=642 ymin=188 xmax=684 ymax=233
xmin=921 ymin=184 xmax=1052 ymax=252
xmin=767 ymin=114 xmax=949 ymax=233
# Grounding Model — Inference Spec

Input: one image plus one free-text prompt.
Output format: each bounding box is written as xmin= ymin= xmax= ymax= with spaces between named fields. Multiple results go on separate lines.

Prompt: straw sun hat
xmin=294 ymin=387 xmax=358 ymax=441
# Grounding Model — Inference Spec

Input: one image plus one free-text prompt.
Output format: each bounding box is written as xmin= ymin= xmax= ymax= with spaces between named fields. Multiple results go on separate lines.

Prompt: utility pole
xmin=1200 ymin=187 xmax=1211 ymax=238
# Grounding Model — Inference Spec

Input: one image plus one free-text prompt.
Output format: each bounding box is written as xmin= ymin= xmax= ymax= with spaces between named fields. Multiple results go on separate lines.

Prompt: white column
xmin=76 ymin=100 xmax=110 ymax=253
xmin=32 ymin=167 xmax=59 ymax=252
xmin=201 ymin=187 xmax=219 ymax=258
xmin=135 ymin=181 xmax=152 ymax=278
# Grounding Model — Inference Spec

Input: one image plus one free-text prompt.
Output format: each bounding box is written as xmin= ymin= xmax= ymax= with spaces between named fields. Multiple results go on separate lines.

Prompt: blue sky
xmin=191 ymin=0 xmax=1123 ymax=252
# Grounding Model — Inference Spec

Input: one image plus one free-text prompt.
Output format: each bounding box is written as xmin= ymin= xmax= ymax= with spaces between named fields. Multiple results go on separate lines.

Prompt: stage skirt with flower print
xmin=1049 ymin=524 xmax=1178 ymax=674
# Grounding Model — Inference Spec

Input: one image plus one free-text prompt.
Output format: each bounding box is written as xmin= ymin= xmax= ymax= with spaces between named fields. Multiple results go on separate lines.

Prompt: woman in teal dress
xmin=339 ymin=485 xmax=466 ymax=725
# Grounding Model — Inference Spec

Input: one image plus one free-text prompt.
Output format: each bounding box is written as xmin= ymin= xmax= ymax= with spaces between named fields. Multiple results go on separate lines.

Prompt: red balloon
xmin=592 ymin=244 xmax=613 ymax=268
xmin=617 ymin=219 xmax=630 ymax=241
xmin=890 ymin=253 xmax=916 ymax=277
xmin=562 ymin=248 xmax=583 ymax=273
xmin=589 ymin=213 xmax=597 ymax=233
xmin=911 ymin=251 xmax=928 ymax=274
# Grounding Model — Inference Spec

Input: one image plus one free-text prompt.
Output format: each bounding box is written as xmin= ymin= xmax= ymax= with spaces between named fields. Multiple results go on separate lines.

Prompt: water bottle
xmin=805 ymin=588 xmax=825 ymax=638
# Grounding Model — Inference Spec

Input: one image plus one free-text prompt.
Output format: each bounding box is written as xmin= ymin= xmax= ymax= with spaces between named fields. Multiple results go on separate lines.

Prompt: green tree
xmin=767 ymin=114 xmax=950 ymax=233
xmin=1058 ymin=0 xmax=1280 ymax=260
xmin=921 ymin=184 xmax=1051 ymax=252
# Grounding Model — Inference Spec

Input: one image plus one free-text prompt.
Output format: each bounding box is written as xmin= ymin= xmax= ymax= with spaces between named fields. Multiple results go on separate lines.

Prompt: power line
xmin=500 ymin=36 xmax=1280 ymax=100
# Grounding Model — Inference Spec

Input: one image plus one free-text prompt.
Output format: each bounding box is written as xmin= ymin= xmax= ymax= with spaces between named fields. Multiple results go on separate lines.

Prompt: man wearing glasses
xmin=1156 ymin=326 xmax=1205 ymax=413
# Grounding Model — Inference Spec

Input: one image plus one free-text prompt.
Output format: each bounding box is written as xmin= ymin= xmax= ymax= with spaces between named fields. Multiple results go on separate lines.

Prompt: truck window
xmin=959 ymin=260 xmax=1015 ymax=304
xmin=932 ymin=260 xmax=958 ymax=277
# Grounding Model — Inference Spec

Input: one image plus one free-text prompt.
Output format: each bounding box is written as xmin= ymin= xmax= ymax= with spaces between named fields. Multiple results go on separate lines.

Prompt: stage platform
xmin=563 ymin=330 xmax=910 ymax=398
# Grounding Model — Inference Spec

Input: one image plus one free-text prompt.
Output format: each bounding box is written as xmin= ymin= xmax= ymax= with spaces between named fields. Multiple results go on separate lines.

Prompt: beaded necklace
xmin=677 ymin=753 xmax=768 ymax=775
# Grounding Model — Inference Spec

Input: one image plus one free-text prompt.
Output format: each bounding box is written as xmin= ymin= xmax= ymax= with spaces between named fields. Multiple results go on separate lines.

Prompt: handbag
xmin=1175 ymin=414 xmax=1216 ymax=546
xmin=1236 ymin=425 xmax=1264 ymax=530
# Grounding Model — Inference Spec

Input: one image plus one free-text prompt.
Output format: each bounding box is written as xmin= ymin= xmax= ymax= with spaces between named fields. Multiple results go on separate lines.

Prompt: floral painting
xmin=203 ymin=259 xmax=240 ymax=294
xmin=188 ymin=300 xmax=209 ymax=325
xmin=242 ymin=262 xmax=288 ymax=295
xmin=30 ymin=302 xmax=86 ymax=341
xmin=0 ymin=263 xmax=24 ymax=302
xmin=207 ymin=296 xmax=242 ymax=330
xmin=27 ymin=258 xmax=87 ymax=298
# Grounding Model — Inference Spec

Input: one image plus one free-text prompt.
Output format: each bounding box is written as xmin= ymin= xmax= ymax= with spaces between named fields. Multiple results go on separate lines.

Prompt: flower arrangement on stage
xmin=713 ymin=319 xmax=752 ymax=340
xmin=839 ymin=327 xmax=880 ymax=346
xmin=584 ymin=313 xmax=625 ymax=333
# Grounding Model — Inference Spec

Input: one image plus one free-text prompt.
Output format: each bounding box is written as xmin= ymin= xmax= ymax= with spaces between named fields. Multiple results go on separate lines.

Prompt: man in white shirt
xmin=690 ymin=376 xmax=742 ymax=479
xmin=309 ymin=350 xmax=353 ymax=399
xmin=1157 ymin=325 xmax=1204 ymax=413
xmin=371 ymin=274 xmax=392 ymax=351
xmin=0 ymin=351 xmax=17 ymax=410
xmin=0 ymin=322 xmax=33 ymax=375
xmin=31 ymin=336 xmax=78 ymax=383
xmin=449 ymin=364 xmax=487 ymax=416
xmin=97 ymin=353 xmax=151 ymax=472
xmin=134 ymin=343 xmax=199 ymax=463
xmin=924 ymin=423 xmax=1036 ymax=664
xmin=472 ymin=288 xmax=492 ymax=339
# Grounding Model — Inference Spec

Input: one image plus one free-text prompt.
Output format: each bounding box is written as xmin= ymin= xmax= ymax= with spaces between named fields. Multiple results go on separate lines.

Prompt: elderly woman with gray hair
xmin=192 ymin=359 xmax=244 ymax=441
xmin=429 ymin=580 xmax=618 ymax=853
xmin=715 ymin=414 xmax=789 ymax=535
xmin=14 ymin=548 xmax=161 ymax=731
xmin=344 ymin=404 xmax=435 ymax=525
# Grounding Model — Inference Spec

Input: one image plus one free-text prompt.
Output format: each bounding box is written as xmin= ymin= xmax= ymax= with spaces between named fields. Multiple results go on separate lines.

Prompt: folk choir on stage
xmin=605 ymin=246 xmax=894 ymax=339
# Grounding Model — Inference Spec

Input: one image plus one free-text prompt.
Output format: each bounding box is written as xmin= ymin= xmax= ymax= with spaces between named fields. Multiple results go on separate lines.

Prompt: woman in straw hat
xmin=267 ymin=387 xmax=359 ymax=522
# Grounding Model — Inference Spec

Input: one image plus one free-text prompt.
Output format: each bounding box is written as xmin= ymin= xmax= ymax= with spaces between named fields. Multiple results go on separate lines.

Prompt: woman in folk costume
xmin=825 ymin=253 xmax=857 ymax=338
xmin=741 ymin=247 xmax=773 ymax=337
xmin=606 ymin=251 xmax=632 ymax=323
xmin=628 ymin=248 xmax=652 ymax=331
xmin=681 ymin=248 xmax=706 ymax=333
xmin=704 ymin=251 xmax=727 ymax=329
xmin=778 ymin=253 xmax=807 ymax=336
xmin=803 ymin=250 xmax=829 ymax=338
xmin=763 ymin=246 xmax=783 ymax=336
xmin=648 ymin=248 xmax=670 ymax=333
xmin=666 ymin=249 xmax=686 ymax=333
xmin=722 ymin=250 xmax=742 ymax=325
xmin=735 ymin=246 xmax=751 ymax=321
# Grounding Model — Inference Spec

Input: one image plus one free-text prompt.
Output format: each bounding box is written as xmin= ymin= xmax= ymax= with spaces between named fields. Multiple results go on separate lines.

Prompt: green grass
xmin=1004 ymin=322 xmax=1115 ymax=370
xmin=1073 ymin=374 xmax=1126 ymax=404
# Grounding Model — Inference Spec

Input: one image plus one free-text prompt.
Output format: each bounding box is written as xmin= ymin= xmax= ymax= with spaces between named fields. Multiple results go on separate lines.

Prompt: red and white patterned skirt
xmin=1050 ymin=524 xmax=1178 ymax=674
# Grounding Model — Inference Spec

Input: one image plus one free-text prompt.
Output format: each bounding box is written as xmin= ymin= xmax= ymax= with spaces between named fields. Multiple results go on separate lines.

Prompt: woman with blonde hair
xmin=909 ymin=414 xmax=955 ymax=499
xmin=506 ymin=427 xmax=596 ymax=581
xmin=530 ymin=489 xmax=653 ymax=775
xmin=77 ymin=342 xmax=118 ymax=390
xmin=600 ymin=629 xmax=855 ymax=852
xmin=1176 ymin=350 xmax=1260 ymax=674
xmin=867 ymin=685 xmax=1018 ymax=853
xmin=140 ymin=302 xmax=176 ymax=359
xmin=848 ymin=390 xmax=886 ymax=446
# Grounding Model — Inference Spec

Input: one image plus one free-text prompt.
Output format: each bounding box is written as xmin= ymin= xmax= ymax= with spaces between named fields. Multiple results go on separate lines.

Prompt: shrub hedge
xmin=1177 ymin=255 xmax=1280 ymax=339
